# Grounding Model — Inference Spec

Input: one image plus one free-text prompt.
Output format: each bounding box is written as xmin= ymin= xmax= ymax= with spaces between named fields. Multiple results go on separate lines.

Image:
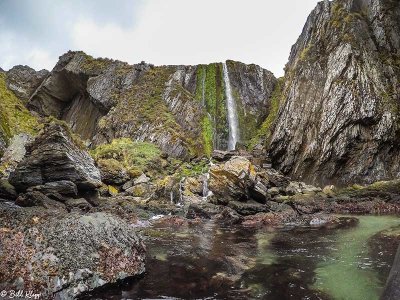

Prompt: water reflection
xmin=84 ymin=216 xmax=400 ymax=300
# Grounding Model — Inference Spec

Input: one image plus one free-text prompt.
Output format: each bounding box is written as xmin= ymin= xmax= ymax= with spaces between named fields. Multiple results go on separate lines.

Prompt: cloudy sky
xmin=0 ymin=0 xmax=319 ymax=76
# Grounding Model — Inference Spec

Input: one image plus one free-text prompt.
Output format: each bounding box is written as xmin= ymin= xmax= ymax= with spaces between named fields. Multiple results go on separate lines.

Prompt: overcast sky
xmin=0 ymin=0 xmax=320 ymax=76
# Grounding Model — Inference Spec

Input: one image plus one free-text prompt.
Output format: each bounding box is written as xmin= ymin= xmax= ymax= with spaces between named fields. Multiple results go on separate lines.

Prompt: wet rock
xmin=183 ymin=176 xmax=203 ymax=196
xmin=9 ymin=123 xmax=101 ymax=193
xmin=215 ymin=207 xmax=243 ymax=225
xmin=15 ymin=191 xmax=66 ymax=210
xmin=0 ymin=209 xmax=146 ymax=299
xmin=249 ymin=181 xmax=269 ymax=203
xmin=381 ymin=244 xmax=400 ymax=300
xmin=0 ymin=179 xmax=17 ymax=200
xmin=241 ymin=209 xmax=297 ymax=227
xmin=227 ymin=200 xmax=270 ymax=216
xmin=212 ymin=150 xmax=235 ymax=162
xmin=186 ymin=202 xmax=225 ymax=219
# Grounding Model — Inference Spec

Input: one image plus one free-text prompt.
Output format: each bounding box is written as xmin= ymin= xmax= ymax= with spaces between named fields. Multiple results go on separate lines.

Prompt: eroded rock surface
xmin=9 ymin=122 xmax=101 ymax=193
xmin=269 ymin=0 xmax=400 ymax=185
xmin=0 ymin=207 xmax=145 ymax=300
xmin=6 ymin=65 xmax=49 ymax=103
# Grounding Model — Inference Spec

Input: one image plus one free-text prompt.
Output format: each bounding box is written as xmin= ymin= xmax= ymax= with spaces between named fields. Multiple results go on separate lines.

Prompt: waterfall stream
xmin=222 ymin=62 xmax=240 ymax=151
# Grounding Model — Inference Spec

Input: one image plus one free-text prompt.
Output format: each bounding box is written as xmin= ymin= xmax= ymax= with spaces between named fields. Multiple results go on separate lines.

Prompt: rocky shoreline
xmin=1 ymin=120 xmax=400 ymax=298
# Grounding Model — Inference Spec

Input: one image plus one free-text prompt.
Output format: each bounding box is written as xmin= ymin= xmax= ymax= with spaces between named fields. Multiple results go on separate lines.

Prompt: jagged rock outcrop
xmin=0 ymin=207 xmax=145 ymax=299
xmin=6 ymin=65 xmax=49 ymax=103
xmin=9 ymin=122 xmax=101 ymax=193
xmin=269 ymin=0 xmax=400 ymax=186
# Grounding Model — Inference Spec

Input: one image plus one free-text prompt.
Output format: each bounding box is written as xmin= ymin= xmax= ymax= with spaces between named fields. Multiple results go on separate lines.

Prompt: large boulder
xmin=0 ymin=206 xmax=145 ymax=299
xmin=209 ymin=156 xmax=254 ymax=204
xmin=9 ymin=122 xmax=101 ymax=193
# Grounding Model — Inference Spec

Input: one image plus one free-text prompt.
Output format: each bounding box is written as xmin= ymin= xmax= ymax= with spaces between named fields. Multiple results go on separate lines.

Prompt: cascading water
xmin=222 ymin=62 xmax=240 ymax=151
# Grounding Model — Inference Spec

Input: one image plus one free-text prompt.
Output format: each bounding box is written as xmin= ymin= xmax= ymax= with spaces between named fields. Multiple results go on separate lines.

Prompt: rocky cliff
xmin=20 ymin=52 xmax=276 ymax=159
xmin=268 ymin=0 xmax=400 ymax=186
xmin=0 ymin=72 xmax=39 ymax=158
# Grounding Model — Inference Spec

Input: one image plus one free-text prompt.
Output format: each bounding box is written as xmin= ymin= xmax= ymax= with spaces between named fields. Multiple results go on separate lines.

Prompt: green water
xmin=87 ymin=216 xmax=400 ymax=300
xmin=313 ymin=216 xmax=400 ymax=300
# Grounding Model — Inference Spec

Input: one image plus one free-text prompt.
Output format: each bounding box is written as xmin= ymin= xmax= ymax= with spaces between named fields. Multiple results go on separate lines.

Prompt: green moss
xmin=202 ymin=115 xmax=213 ymax=157
xmin=99 ymin=66 xmax=203 ymax=158
xmin=330 ymin=2 xmax=363 ymax=30
xmin=0 ymin=73 xmax=40 ymax=145
xmin=195 ymin=65 xmax=206 ymax=103
xmin=300 ymin=45 xmax=313 ymax=61
xmin=203 ymin=63 xmax=227 ymax=149
xmin=79 ymin=53 xmax=112 ymax=74
xmin=178 ymin=160 xmax=209 ymax=179
xmin=44 ymin=116 xmax=86 ymax=150
xmin=249 ymin=78 xmax=284 ymax=148
xmin=91 ymin=138 xmax=162 ymax=174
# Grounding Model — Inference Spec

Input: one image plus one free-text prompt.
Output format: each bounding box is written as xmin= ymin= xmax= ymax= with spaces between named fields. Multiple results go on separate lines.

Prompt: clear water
xmin=84 ymin=216 xmax=400 ymax=300
xmin=222 ymin=62 xmax=240 ymax=151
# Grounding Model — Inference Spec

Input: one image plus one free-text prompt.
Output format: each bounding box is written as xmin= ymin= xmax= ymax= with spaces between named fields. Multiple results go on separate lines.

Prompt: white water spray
xmin=222 ymin=62 xmax=240 ymax=151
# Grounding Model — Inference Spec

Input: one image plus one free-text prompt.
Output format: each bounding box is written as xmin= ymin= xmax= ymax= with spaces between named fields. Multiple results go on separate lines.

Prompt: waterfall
xmin=202 ymin=159 xmax=213 ymax=201
xmin=202 ymin=173 xmax=213 ymax=200
xmin=222 ymin=62 xmax=240 ymax=151
xmin=178 ymin=177 xmax=185 ymax=205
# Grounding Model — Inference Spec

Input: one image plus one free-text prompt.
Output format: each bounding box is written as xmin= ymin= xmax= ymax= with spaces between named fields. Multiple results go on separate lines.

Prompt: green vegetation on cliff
xmin=98 ymin=66 xmax=202 ymax=157
xmin=0 ymin=73 xmax=40 ymax=146
xmin=91 ymin=138 xmax=162 ymax=176
xmin=195 ymin=63 xmax=227 ymax=150
xmin=249 ymin=78 xmax=284 ymax=148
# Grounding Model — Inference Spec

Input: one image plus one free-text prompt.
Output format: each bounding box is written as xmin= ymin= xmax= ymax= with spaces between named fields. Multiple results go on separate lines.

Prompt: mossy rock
xmin=0 ymin=73 xmax=40 ymax=150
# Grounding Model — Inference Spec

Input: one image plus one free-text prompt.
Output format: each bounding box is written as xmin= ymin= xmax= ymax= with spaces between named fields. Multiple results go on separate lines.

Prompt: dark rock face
xmin=381 ymin=245 xmax=400 ymax=300
xmin=6 ymin=65 xmax=49 ymax=103
xmin=0 ymin=207 xmax=145 ymax=299
xmin=9 ymin=123 xmax=101 ymax=193
xmin=0 ymin=179 xmax=17 ymax=200
xmin=269 ymin=0 xmax=400 ymax=186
